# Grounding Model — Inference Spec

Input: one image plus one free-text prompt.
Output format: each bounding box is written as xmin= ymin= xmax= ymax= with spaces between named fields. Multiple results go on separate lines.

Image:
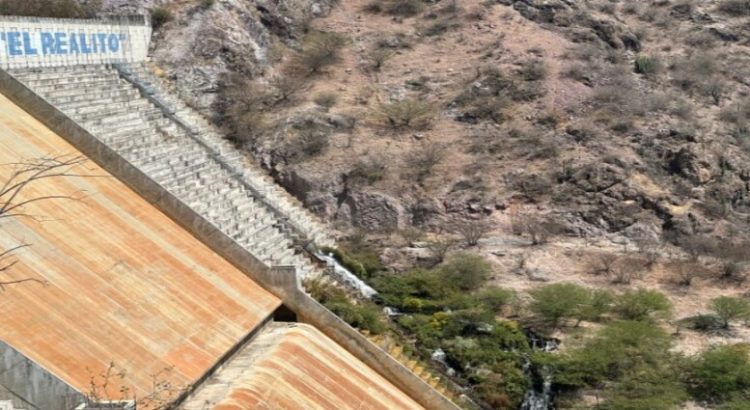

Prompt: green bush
xmin=614 ymin=289 xmax=672 ymax=321
xmin=338 ymin=236 xmax=385 ymax=278
xmin=529 ymin=283 xmax=590 ymax=327
xmin=677 ymin=314 xmax=726 ymax=332
xmin=634 ymin=55 xmax=660 ymax=75
xmin=151 ymin=7 xmax=173 ymax=29
xmin=686 ymin=345 xmax=750 ymax=404
xmin=555 ymin=321 xmax=674 ymax=389
xmin=307 ymin=279 xmax=386 ymax=334
xmin=597 ymin=367 xmax=689 ymax=410
xmin=371 ymin=269 xmax=457 ymax=312
xmin=328 ymin=299 xmax=386 ymax=334
xmin=478 ymin=287 xmax=514 ymax=312
xmin=438 ymin=252 xmax=492 ymax=291
xmin=711 ymin=296 xmax=750 ymax=329
xmin=0 ymin=0 xmax=100 ymax=18
xmin=576 ymin=289 xmax=614 ymax=324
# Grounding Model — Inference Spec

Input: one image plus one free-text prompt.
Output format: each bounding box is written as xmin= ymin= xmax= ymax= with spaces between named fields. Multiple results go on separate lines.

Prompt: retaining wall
xmin=0 ymin=15 xmax=150 ymax=69
xmin=0 ymin=341 xmax=83 ymax=410
xmin=0 ymin=68 xmax=459 ymax=410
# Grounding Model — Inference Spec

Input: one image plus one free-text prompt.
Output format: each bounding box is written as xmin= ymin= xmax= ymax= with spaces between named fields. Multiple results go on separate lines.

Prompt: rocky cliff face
xmin=100 ymin=0 xmax=332 ymax=112
xmin=100 ymin=0 xmax=750 ymax=255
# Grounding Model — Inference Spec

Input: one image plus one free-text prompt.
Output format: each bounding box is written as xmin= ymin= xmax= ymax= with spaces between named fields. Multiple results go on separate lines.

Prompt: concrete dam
xmin=0 ymin=15 xmax=458 ymax=410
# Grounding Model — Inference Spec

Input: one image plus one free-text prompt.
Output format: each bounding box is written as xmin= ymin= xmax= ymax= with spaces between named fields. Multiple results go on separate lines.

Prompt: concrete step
xmin=32 ymin=77 xmax=124 ymax=95
xmin=14 ymin=70 xmax=118 ymax=83
xmin=50 ymin=89 xmax=140 ymax=107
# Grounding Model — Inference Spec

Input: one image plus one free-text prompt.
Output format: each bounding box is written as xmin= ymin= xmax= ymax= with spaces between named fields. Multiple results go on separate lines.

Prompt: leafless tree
xmin=714 ymin=242 xmax=749 ymax=284
xmin=453 ymin=219 xmax=491 ymax=247
xmin=426 ymin=236 xmax=458 ymax=265
xmin=511 ymin=214 xmax=564 ymax=245
xmin=85 ymin=362 xmax=183 ymax=410
xmin=609 ymin=256 xmax=646 ymax=285
xmin=588 ymin=252 xmax=617 ymax=276
xmin=0 ymin=154 xmax=90 ymax=221
xmin=0 ymin=154 xmax=92 ymax=290
xmin=270 ymin=74 xmax=306 ymax=105
xmin=405 ymin=144 xmax=445 ymax=184
xmin=0 ymin=244 xmax=46 ymax=290
xmin=665 ymin=259 xmax=706 ymax=287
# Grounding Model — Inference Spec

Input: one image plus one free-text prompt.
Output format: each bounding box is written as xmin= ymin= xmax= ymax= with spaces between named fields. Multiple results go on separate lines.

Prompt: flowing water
xmin=520 ymin=330 xmax=559 ymax=410
xmin=314 ymin=251 xmax=378 ymax=298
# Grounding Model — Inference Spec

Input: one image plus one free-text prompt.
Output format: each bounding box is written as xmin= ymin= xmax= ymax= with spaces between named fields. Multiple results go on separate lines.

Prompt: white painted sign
xmin=0 ymin=16 xmax=151 ymax=69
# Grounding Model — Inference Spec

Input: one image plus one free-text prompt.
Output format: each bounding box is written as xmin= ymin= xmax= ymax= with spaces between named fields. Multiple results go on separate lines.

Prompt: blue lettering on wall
xmin=54 ymin=32 xmax=67 ymax=54
xmin=79 ymin=33 xmax=92 ymax=53
xmin=7 ymin=32 xmax=22 ymax=56
xmin=68 ymin=33 xmax=80 ymax=54
xmin=107 ymin=34 xmax=119 ymax=53
xmin=40 ymin=32 xmax=55 ymax=55
xmin=97 ymin=33 xmax=108 ymax=53
xmin=21 ymin=32 xmax=37 ymax=55
xmin=1 ymin=30 xmax=130 ymax=58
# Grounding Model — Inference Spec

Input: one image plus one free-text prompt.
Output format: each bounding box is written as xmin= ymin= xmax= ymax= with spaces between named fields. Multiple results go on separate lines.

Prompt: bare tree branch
xmin=0 ymin=154 xmax=97 ymax=220
xmin=0 ymin=153 xmax=97 ymax=291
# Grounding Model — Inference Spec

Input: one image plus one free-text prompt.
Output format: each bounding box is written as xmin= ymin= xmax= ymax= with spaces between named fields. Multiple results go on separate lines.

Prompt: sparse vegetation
xmin=294 ymin=31 xmax=347 ymax=75
xmin=711 ymin=296 xmax=750 ymax=329
xmin=151 ymin=7 xmax=173 ymax=29
xmin=376 ymin=99 xmax=435 ymax=130
xmin=365 ymin=0 xmax=424 ymax=17
xmin=452 ymin=219 xmax=491 ymax=247
xmin=614 ymin=289 xmax=672 ymax=322
xmin=405 ymin=144 xmax=445 ymax=183
xmin=717 ymin=0 xmax=750 ymax=16
xmin=0 ymin=0 xmax=100 ymax=17
xmin=634 ymin=55 xmax=660 ymax=75
xmin=208 ymin=0 xmax=750 ymax=407
xmin=313 ymin=92 xmax=338 ymax=111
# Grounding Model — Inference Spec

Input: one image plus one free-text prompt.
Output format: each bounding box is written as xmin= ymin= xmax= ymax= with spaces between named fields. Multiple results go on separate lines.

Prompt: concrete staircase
xmin=9 ymin=64 xmax=332 ymax=280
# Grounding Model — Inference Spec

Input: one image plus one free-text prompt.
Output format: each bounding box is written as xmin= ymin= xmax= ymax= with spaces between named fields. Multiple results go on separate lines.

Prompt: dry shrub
xmin=511 ymin=214 xmax=564 ymax=245
xmin=671 ymin=53 xmax=719 ymax=92
xmin=365 ymin=0 xmax=423 ymax=16
xmin=376 ymin=99 xmax=435 ymax=130
xmin=349 ymin=156 xmax=386 ymax=186
xmin=292 ymin=31 xmax=347 ymax=76
xmin=405 ymin=144 xmax=446 ymax=183
xmin=453 ymin=219 xmax=492 ymax=246
xmin=313 ymin=92 xmax=338 ymax=111
xmin=0 ymin=0 xmax=100 ymax=17
xmin=366 ymin=47 xmax=395 ymax=71
xmin=284 ymin=119 xmax=330 ymax=161
xmin=609 ymin=256 xmax=646 ymax=285
xmin=665 ymin=259 xmax=706 ymax=287
xmin=717 ymin=0 xmax=750 ymax=16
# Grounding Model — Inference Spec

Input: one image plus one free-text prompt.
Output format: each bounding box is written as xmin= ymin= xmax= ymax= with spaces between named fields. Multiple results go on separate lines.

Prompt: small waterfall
xmin=314 ymin=251 xmax=378 ymax=298
xmin=520 ymin=330 xmax=559 ymax=410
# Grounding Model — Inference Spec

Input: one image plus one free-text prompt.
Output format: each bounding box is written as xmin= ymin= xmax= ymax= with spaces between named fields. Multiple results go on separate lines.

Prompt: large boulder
xmin=343 ymin=191 xmax=409 ymax=232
